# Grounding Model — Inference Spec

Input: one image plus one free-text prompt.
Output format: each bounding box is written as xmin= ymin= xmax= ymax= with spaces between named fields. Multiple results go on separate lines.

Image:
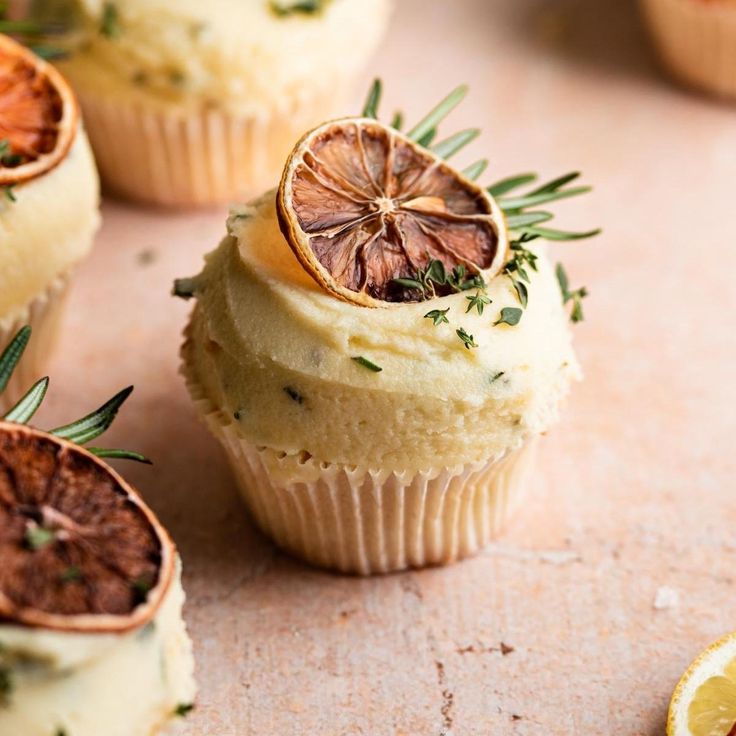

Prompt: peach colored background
xmin=30 ymin=0 xmax=736 ymax=733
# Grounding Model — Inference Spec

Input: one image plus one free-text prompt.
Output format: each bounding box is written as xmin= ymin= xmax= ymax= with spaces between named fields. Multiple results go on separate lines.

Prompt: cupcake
xmin=45 ymin=0 xmax=392 ymax=207
xmin=0 ymin=33 xmax=100 ymax=411
xmin=641 ymin=0 xmax=736 ymax=99
xmin=177 ymin=82 xmax=599 ymax=574
xmin=0 ymin=327 xmax=196 ymax=735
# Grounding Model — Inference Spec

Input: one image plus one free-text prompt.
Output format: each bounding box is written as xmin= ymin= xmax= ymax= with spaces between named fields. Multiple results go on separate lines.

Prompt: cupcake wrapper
xmin=76 ymin=86 xmax=348 ymax=208
xmin=641 ymin=0 xmax=736 ymax=98
xmin=182 ymin=338 xmax=539 ymax=575
xmin=0 ymin=273 xmax=71 ymax=413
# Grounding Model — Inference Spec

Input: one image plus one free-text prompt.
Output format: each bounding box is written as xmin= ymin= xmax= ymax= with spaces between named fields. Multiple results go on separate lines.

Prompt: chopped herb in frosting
xmin=100 ymin=2 xmax=120 ymax=39
xmin=351 ymin=356 xmax=382 ymax=373
xmin=270 ymin=0 xmax=332 ymax=17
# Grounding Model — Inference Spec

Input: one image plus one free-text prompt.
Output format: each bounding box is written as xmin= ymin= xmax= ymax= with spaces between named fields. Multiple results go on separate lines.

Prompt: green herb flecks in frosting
xmin=100 ymin=2 xmax=121 ymax=39
xmin=0 ymin=326 xmax=151 ymax=464
xmin=270 ymin=0 xmax=332 ymax=18
xmin=351 ymin=356 xmax=382 ymax=373
xmin=174 ymin=702 xmax=195 ymax=718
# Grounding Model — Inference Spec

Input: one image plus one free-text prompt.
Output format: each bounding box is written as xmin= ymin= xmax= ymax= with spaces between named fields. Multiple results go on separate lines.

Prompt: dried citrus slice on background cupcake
xmin=0 ymin=32 xmax=78 ymax=185
xmin=0 ymin=32 xmax=97 ymax=414
xmin=0 ymin=327 xmax=196 ymax=736
xmin=277 ymin=115 xmax=508 ymax=307
xmin=668 ymin=631 xmax=736 ymax=736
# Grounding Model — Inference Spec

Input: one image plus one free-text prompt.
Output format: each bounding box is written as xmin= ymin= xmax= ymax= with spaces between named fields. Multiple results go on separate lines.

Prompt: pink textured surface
xmin=31 ymin=0 xmax=736 ymax=733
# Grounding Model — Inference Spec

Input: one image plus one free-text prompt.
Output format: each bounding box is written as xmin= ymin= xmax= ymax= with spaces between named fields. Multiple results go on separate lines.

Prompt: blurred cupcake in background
xmin=0 ymin=33 xmax=99 ymax=410
xmin=43 ymin=0 xmax=392 ymax=207
xmin=641 ymin=0 xmax=736 ymax=99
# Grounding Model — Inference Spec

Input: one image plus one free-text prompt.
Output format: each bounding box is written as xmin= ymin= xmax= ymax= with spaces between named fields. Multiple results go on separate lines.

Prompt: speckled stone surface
xmin=32 ymin=0 xmax=736 ymax=733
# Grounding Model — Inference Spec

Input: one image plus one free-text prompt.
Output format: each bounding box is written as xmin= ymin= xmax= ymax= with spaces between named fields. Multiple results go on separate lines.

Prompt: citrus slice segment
xmin=668 ymin=631 xmax=736 ymax=736
xmin=277 ymin=117 xmax=508 ymax=307
xmin=0 ymin=33 xmax=78 ymax=186
xmin=0 ymin=422 xmax=174 ymax=633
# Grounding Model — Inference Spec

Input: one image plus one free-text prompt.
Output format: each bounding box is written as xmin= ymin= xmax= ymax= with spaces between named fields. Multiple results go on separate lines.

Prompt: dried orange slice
xmin=0 ymin=33 xmax=78 ymax=186
xmin=0 ymin=422 xmax=174 ymax=633
xmin=277 ymin=117 xmax=508 ymax=307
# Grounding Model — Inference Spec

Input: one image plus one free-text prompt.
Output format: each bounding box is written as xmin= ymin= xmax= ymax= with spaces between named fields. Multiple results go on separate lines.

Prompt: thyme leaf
xmin=456 ymin=327 xmax=477 ymax=349
xmin=494 ymin=307 xmax=523 ymax=327
xmin=465 ymin=290 xmax=491 ymax=315
xmin=424 ymin=308 xmax=450 ymax=326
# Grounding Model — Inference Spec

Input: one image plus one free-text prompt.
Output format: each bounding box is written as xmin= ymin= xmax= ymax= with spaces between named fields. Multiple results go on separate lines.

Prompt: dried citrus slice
xmin=668 ymin=631 xmax=736 ymax=736
xmin=0 ymin=33 xmax=78 ymax=186
xmin=0 ymin=422 xmax=174 ymax=633
xmin=277 ymin=117 xmax=508 ymax=307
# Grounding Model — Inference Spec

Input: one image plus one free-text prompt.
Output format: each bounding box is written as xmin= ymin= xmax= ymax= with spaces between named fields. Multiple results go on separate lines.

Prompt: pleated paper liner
xmin=0 ymin=273 xmax=71 ymax=413
xmin=641 ymin=0 xmax=736 ymax=99
xmin=75 ymin=83 xmax=350 ymax=208
xmin=181 ymin=332 xmax=539 ymax=575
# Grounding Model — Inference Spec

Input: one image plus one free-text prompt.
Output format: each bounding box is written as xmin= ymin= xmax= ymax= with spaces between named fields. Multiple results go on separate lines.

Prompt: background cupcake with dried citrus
xmin=0 ymin=32 xmax=99 ymax=411
xmin=641 ymin=0 xmax=736 ymax=99
xmin=178 ymin=82 xmax=599 ymax=575
xmin=36 ymin=0 xmax=392 ymax=207
xmin=0 ymin=328 xmax=196 ymax=735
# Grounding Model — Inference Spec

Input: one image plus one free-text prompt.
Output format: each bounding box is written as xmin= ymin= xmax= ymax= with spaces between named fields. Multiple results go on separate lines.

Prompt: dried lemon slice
xmin=0 ymin=422 xmax=174 ymax=633
xmin=277 ymin=117 xmax=508 ymax=307
xmin=668 ymin=631 xmax=736 ymax=736
xmin=0 ymin=33 xmax=78 ymax=186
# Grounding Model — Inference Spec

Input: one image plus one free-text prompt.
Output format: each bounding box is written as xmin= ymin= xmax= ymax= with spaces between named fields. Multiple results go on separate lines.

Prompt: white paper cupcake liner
xmin=75 ymin=85 xmax=349 ymax=208
xmin=641 ymin=0 xmax=736 ymax=98
xmin=181 ymin=334 xmax=539 ymax=575
xmin=0 ymin=273 xmax=72 ymax=413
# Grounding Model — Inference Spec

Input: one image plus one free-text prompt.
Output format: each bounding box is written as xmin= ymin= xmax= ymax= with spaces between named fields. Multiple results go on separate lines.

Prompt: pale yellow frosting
xmin=0 ymin=563 xmax=196 ymax=736
xmin=0 ymin=129 xmax=100 ymax=324
xmin=58 ymin=0 xmax=391 ymax=114
xmin=185 ymin=194 xmax=580 ymax=473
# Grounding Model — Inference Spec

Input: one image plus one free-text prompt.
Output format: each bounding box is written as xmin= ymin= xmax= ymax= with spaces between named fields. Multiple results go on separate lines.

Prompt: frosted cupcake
xmin=0 ymin=327 xmax=196 ymax=735
xmin=47 ymin=0 xmax=392 ymax=207
xmin=177 ymin=83 xmax=599 ymax=574
xmin=0 ymin=33 xmax=99 ymax=411
xmin=641 ymin=0 xmax=736 ymax=99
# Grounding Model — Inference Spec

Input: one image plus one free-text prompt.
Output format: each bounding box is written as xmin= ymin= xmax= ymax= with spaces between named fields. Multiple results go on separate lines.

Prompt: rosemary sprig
xmin=407 ymin=85 xmax=468 ymax=142
xmin=0 ymin=327 xmax=149 ymax=463
xmin=51 ymin=386 xmax=133 ymax=444
xmin=362 ymin=78 xmax=381 ymax=119
xmin=556 ymin=263 xmax=588 ymax=323
xmin=3 ymin=376 xmax=49 ymax=424
xmin=0 ymin=325 xmax=30 ymax=393
xmin=462 ymin=159 xmax=488 ymax=181
xmin=431 ymin=128 xmax=480 ymax=160
xmin=87 ymin=447 xmax=153 ymax=464
xmin=487 ymin=173 xmax=537 ymax=197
